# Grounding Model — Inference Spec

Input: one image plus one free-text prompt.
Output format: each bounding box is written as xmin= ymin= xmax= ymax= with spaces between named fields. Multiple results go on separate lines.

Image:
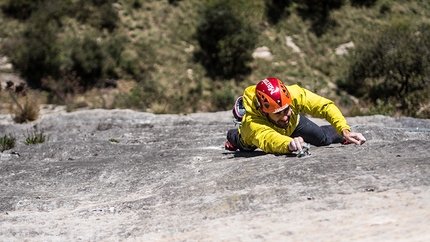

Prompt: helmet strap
xmin=255 ymin=97 xmax=261 ymax=109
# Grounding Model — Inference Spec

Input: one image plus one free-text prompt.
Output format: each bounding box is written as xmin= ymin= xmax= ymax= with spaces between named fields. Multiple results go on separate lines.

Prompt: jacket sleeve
xmin=290 ymin=85 xmax=350 ymax=135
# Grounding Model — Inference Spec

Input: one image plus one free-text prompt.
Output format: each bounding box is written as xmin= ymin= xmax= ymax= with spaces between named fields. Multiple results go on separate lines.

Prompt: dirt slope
xmin=0 ymin=109 xmax=429 ymax=241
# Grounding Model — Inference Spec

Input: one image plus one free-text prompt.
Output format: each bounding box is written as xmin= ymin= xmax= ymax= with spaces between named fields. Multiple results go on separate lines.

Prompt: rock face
xmin=1 ymin=109 xmax=430 ymax=241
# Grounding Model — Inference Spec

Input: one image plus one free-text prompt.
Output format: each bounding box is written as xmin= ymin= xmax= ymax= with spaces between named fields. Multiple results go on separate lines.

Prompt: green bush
xmin=5 ymin=26 xmax=110 ymax=89
xmin=211 ymin=85 xmax=236 ymax=110
xmin=264 ymin=0 xmax=292 ymax=25
xmin=131 ymin=0 xmax=143 ymax=9
xmin=41 ymin=72 xmax=83 ymax=106
xmin=70 ymin=36 xmax=104 ymax=88
xmin=168 ymin=0 xmax=182 ymax=6
xmin=116 ymin=78 xmax=162 ymax=111
xmin=339 ymin=20 xmax=430 ymax=117
xmin=1 ymin=0 xmax=46 ymax=20
xmin=2 ymin=0 xmax=73 ymax=27
xmin=74 ymin=0 xmax=119 ymax=32
xmin=118 ymin=39 xmax=155 ymax=81
xmin=350 ymin=0 xmax=378 ymax=8
xmin=194 ymin=1 xmax=258 ymax=80
xmin=100 ymin=33 xmax=129 ymax=78
xmin=6 ymin=20 xmax=62 ymax=88
xmin=295 ymin=0 xmax=345 ymax=36
xmin=0 ymin=0 xmax=126 ymax=89
xmin=378 ymin=0 xmax=392 ymax=14
xmin=170 ymin=78 xmax=204 ymax=113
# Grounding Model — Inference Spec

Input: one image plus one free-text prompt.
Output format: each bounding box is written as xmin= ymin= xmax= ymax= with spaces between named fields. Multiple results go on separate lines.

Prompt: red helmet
xmin=255 ymin=77 xmax=292 ymax=113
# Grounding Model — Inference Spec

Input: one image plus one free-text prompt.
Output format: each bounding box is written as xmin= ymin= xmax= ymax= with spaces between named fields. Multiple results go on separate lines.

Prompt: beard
xmin=267 ymin=115 xmax=290 ymax=129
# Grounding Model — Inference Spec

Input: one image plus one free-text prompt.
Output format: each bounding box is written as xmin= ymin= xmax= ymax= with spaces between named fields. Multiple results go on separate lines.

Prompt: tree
xmin=264 ymin=0 xmax=292 ymax=25
xmin=194 ymin=2 xmax=258 ymax=80
xmin=339 ymin=21 xmax=430 ymax=117
xmin=295 ymin=0 xmax=345 ymax=36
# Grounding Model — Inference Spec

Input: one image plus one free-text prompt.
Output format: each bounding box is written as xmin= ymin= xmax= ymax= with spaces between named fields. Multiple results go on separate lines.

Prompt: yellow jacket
xmin=238 ymin=84 xmax=350 ymax=154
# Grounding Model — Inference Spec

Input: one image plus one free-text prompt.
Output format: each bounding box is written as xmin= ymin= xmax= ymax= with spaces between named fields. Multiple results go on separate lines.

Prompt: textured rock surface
xmin=0 ymin=109 xmax=429 ymax=241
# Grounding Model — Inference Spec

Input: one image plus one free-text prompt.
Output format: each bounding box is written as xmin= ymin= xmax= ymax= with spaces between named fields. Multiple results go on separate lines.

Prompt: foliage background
xmin=0 ymin=0 xmax=429 ymax=118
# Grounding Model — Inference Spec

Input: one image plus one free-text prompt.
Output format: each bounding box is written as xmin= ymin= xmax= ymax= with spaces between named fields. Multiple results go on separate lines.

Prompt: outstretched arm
xmin=291 ymin=85 xmax=351 ymax=136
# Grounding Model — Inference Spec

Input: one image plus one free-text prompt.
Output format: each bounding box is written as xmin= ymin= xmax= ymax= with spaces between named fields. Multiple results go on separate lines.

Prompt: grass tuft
xmin=0 ymin=134 xmax=16 ymax=152
xmin=24 ymin=126 xmax=49 ymax=145
xmin=12 ymin=95 xmax=40 ymax=123
xmin=6 ymin=82 xmax=39 ymax=123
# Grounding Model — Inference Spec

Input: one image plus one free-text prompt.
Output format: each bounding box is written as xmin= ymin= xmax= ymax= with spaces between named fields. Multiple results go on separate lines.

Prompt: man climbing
xmin=225 ymin=77 xmax=366 ymax=154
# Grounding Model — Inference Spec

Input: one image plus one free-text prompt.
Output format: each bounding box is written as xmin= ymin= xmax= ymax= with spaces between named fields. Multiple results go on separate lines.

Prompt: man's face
xmin=266 ymin=106 xmax=292 ymax=129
